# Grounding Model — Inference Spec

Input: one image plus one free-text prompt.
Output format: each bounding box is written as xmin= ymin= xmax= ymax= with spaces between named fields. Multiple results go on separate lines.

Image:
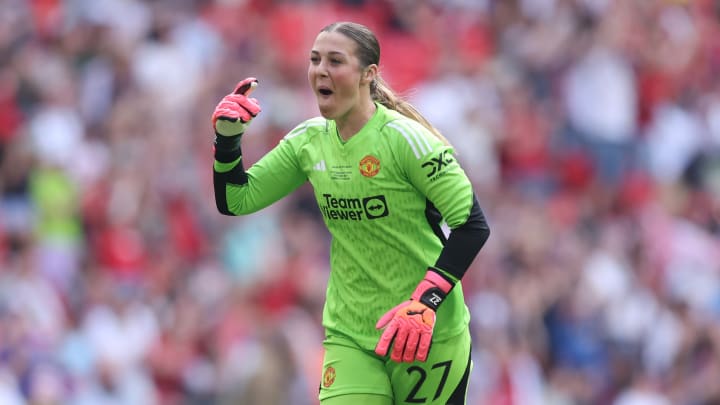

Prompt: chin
xmin=317 ymin=104 xmax=337 ymax=120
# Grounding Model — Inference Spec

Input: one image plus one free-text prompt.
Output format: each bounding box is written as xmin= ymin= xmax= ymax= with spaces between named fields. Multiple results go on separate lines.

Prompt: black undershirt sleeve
xmin=433 ymin=194 xmax=490 ymax=281
xmin=213 ymin=134 xmax=247 ymax=216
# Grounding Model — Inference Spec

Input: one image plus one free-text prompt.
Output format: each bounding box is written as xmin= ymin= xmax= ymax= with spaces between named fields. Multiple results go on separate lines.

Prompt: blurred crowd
xmin=0 ymin=0 xmax=719 ymax=404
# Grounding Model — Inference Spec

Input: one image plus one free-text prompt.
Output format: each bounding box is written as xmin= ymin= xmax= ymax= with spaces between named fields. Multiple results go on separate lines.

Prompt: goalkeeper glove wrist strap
xmin=411 ymin=269 xmax=455 ymax=312
xmin=214 ymin=134 xmax=242 ymax=163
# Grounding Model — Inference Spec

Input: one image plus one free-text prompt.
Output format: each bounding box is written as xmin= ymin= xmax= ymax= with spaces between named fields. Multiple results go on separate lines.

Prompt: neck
xmin=336 ymin=100 xmax=377 ymax=141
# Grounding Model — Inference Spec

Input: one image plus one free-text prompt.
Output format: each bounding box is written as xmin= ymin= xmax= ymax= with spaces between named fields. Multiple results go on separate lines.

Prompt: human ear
xmin=361 ymin=64 xmax=378 ymax=85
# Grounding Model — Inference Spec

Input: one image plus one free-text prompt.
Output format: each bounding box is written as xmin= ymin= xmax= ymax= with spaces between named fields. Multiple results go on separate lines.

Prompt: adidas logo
xmin=314 ymin=160 xmax=326 ymax=171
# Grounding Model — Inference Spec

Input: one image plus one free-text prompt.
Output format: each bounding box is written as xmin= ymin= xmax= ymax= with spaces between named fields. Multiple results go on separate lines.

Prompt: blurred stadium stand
xmin=0 ymin=0 xmax=719 ymax=404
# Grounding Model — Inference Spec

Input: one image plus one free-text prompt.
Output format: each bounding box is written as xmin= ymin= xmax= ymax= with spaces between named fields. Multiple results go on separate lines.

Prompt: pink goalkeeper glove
xmin=212 ymin=77 xmax=261 ymax=136
xmin=375 ymin=270 xmax=454 ymax=363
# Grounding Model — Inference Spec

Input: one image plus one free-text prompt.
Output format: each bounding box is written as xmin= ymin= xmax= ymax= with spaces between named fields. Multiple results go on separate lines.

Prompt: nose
xmin=314 ymin=60 xmax=329 ymax=77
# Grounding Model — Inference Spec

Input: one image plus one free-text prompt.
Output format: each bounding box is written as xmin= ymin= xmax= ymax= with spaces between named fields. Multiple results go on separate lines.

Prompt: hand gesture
xmin=212 ymin=77 xmax=261 ymax=136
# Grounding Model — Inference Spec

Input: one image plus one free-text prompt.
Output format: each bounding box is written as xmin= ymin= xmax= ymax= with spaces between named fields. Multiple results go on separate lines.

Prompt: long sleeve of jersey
xmin=387 ymin=119 xmax=490 ymax=282
xmin=213 ymin=132 xmax=308 ymax=216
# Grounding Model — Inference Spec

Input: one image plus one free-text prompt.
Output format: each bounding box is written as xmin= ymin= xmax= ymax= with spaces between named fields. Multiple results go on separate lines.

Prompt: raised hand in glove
xmin=212 ymin=77 xmax=261 ymax=137
xmin=375 ymin=269 xmax=454 ymax=363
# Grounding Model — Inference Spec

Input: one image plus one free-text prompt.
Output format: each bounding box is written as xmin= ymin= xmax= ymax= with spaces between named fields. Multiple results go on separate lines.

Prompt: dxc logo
xmin=422 ymin=150 xmax=454 ymax=178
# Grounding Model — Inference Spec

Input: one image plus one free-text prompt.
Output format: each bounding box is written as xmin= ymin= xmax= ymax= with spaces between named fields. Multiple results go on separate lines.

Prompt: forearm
xmin=213 ymin=134 xmax=247 ymax=216
xmin=213 ymin=135 xmax=307 ymax=216
xmin=434 ymin=194 xmax=490 ymax=281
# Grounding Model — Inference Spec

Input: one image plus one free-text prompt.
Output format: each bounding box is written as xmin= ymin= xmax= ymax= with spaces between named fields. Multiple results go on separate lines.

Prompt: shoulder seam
xmin=285 ymin=117 xmax=327 ymax=140
xmin=384 ymin=119 xmax=433 ymax=159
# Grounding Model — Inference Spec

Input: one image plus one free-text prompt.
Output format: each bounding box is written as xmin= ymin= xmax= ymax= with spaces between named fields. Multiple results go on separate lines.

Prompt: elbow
xmin=478 ymin=223 xmax=490 ymax=248
xmin=215 ymin=198 xmax=236 ymax=216
xmin=463 ymin=218 xmax=489 ymax=251
xmin=217 ymin=208 xmax=236 ymax=216
xmin=468 ymin=194 xmax=490 ymax=248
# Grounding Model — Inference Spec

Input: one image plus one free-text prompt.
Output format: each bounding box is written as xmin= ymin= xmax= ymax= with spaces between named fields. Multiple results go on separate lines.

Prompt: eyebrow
xmin=310 ymin=50 xmax=346 ymax=56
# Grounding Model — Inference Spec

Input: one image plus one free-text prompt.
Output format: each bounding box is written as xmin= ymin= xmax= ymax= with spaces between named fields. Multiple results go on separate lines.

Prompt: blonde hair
xmin=321 ymin=22 xmax=451 ymax=147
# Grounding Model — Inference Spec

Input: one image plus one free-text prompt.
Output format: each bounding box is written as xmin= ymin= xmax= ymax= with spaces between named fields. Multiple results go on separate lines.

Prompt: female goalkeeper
xmin=211 ymin=21 xmax=490 ymax=405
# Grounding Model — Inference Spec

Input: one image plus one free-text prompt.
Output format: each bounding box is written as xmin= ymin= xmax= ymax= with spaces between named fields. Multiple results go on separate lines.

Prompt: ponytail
xmin=371 ymin=76 xmax=452 ymax=147
xmin=321 ymin=22 xmax=451 ymax=148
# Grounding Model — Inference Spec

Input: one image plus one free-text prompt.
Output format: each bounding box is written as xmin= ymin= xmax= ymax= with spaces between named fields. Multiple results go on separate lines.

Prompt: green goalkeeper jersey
xmin=215 ymin=103 xmax=476 ymax=349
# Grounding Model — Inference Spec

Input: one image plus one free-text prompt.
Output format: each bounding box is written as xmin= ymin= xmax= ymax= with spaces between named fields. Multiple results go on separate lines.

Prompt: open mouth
xmin=318 ymin=87 xmax=333 ymax=96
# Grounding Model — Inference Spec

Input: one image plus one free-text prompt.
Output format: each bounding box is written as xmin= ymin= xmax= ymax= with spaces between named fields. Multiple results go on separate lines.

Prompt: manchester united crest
xmin=359 ymin=155 xmax=380 ymax=177
xmin=322 ymin=366 xmax=336 ymax=388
